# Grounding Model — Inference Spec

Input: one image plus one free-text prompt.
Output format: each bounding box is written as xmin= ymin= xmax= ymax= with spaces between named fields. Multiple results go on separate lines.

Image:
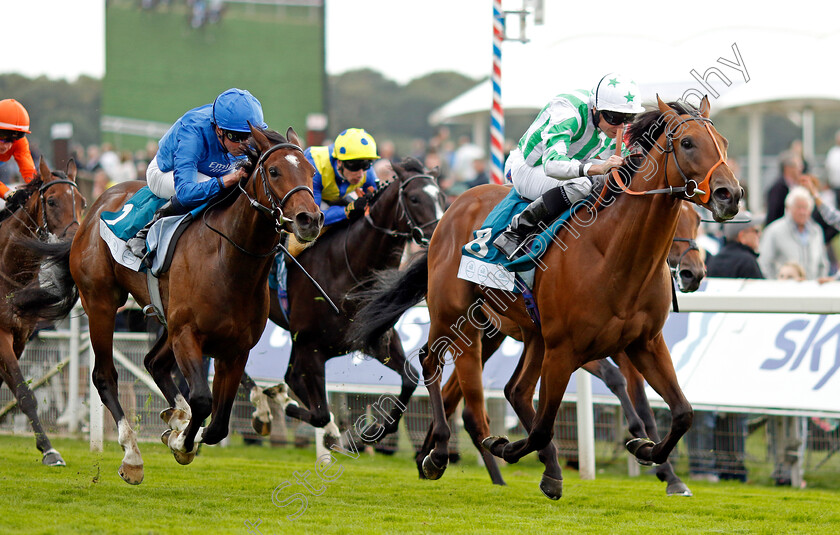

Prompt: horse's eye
xmin=409 ymin=195 xmax=419 ymax=203
xmin=681 ymin=138 xmax=693 ymax=149
xmin=47 ymin=199 xmax=57 ymax=207
xmin=269 ymin=167 xmax=279 ymax=177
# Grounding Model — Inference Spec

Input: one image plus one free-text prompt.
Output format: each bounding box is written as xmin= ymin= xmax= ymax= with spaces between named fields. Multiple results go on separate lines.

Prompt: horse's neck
xmin=208 ymin=195 xmax=281 ymax=272
xmin=347 ymin=186 xmax=407 ymax=271
xmin=595 ymin=167 xmax=682 ymax=279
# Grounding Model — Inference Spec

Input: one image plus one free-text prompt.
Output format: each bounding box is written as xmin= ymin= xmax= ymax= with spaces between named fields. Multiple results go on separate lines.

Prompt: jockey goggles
xmin=600 ymin=110 xmax=635 ymax=126
xmin=342 ymin=159 xmax=373 ymax=172
xmin=0 ymin=130 xmax=24 ymax=143
xmin=223 ymin=129 xmax=250 ymax=143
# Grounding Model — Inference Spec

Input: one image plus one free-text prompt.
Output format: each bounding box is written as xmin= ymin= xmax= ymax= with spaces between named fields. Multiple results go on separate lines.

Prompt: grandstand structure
xmin=102 ymin=0 xmax=325 ymax=149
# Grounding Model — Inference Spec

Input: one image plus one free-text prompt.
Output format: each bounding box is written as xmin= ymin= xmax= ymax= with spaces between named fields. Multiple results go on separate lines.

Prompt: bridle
xmin=609 ymin=114 xmax=728 ymax=202
xmin=362 ymin=173 xmax=442 ymax=246
xmin=204 ymin=141 xmax=315 ymax=257
xmin=11 ymin=178 xmax=82 ymax=240
xmin=669 ymin=236 xmax=700 ymax=284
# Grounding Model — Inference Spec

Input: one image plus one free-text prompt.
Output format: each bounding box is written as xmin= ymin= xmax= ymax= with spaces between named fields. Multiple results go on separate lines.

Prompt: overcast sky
xmin=3 ymin=0 xmax=840 ymax=86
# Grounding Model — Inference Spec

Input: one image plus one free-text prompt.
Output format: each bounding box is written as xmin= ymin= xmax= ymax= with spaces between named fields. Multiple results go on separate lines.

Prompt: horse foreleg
xmin=201 ymin=354 xmax=250 ymax=445
xmin=87 ymin=301 xmax=144 ymax=484
xmin=624 ymin=335 xmax=693 ymax=466
xmin=282 ymin=346 xmax=340 ymax=445
xmin=614 ymin=352 xmax=691 ymax=497
xmin=0 ymin=333 xmax=65 ymax=466
xmin=167 ymin=332 xmax=211 ymax=464
xmin=143 ymin=331 xmax=185 ymax=414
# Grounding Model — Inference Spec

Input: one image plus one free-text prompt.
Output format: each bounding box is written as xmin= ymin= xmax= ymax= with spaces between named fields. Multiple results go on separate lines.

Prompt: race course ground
xmin=0 ymin=434 xmax=837 ymax=534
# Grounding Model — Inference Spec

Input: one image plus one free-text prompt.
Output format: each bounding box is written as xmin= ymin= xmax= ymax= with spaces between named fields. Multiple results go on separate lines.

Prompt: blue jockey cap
xmin=212 ymin=88 xmax=267 ymax=133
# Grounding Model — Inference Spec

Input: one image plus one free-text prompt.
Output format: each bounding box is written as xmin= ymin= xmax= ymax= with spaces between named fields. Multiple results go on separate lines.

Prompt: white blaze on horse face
xmin=422 ymin=184 xmax=445 ymax=219
xmin=285 ymin=154 xmax=300 ymax=167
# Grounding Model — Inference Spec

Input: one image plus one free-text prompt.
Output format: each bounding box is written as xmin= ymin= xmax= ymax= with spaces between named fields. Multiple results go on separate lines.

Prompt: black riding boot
xmin=126 ymin=199 xmax=184 ymax=258
xmin=492 ymin=186 xmax=573 ymax=261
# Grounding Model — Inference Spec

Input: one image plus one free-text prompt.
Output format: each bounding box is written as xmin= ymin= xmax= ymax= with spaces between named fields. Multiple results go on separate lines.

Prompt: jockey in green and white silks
xmin=494 ymin=73 xmax=645 ymax=261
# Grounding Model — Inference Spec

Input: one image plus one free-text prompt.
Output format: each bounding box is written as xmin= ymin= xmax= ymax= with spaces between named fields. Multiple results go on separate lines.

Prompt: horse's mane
xmin=595 ymin=100 xmax=702 ymax=201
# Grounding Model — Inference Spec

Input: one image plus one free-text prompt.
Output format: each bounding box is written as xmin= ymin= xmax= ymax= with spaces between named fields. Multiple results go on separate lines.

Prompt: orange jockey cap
xmin=0 ymin=99 xmax=31 ymax=133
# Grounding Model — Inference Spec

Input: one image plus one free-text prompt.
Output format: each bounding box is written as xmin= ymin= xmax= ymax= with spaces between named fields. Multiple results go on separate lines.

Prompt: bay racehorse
xmin=13 ymin=127 xmax=322 ymax=484
xmin=1 ymin=158 xmax=84 ymax=466
xmin=246 ymin=157 xmax=445 ymax=445
xmin=349 ymin=97 xmax=741 ymax=498
xmin=415 ymin=201 xmax=704 ymax=494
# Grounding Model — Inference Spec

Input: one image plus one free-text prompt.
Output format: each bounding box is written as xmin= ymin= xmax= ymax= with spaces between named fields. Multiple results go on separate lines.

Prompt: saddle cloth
xmin=99 ymin=186 xmax=205 ymax=275
xmin=459 ymin=188 xmax=579 ymax=290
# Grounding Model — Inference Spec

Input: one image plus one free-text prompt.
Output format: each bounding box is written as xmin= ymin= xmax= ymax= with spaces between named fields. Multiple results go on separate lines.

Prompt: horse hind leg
xmin=87 ymin=303 xmax=144 ymax=484
xmin=0 ymin=334 xmax=65 ymax=467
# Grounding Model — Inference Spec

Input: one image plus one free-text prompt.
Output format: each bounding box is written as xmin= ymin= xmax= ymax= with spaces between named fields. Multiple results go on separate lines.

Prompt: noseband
xmin=669 ymin=236 xmax=700 ymax=281
xmin=238 ymin=142 xmax=315 ymax=234
xmin=363 ymin=173 xmax=442 ymax=246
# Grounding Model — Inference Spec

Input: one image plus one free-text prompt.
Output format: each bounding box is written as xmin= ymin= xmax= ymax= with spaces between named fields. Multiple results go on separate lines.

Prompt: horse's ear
xmin=656 ymin=94 xmax=681 ymax=128
xmin=38 ymin=156 xmax=51 ymax=181
xmin=249 ymin=121 xmax=270 ymax=151
xmin=698 ymin=95 xmax=711 ymax=118
xmin=286 ymin=127 xmax=302 ymax=148
xmin=66 ymin=158 xmax=77 ymax=181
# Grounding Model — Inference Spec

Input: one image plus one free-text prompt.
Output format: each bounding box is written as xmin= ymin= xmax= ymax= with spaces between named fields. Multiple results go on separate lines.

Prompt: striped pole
xmin=491 ymin=0 xmax=505 ymax=185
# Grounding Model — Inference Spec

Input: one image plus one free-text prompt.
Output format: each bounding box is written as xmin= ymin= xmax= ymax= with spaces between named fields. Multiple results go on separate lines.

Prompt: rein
xmin=203 ymin=142 xmax=315 ymax=257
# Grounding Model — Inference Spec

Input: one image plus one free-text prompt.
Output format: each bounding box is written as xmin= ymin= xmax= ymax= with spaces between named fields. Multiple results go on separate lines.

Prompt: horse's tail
xmin=346 ymin=250 xmax=429 ymax=355
xmin=12 ymin=239 xmax=79 ymax=322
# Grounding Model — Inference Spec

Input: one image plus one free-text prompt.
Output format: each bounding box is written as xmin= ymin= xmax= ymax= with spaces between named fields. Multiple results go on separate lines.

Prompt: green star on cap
xmin=624 ymin=92 xmax=635 ymax=103
xmin=608 ymin=78 xmax=619 ymax=87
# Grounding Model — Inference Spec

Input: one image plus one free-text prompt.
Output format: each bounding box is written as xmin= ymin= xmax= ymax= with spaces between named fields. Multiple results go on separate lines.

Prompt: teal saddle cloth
xmin=100 ymin=187 xmax=168 ymax=240
xmin=461 ymin=188 xmax=579 ymax=273
xmin=100 ymin=186 xmax=208 ymax=275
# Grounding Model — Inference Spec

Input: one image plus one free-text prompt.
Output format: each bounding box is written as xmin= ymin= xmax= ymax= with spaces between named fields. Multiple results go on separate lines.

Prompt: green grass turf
xmin=0 ymin=433 xmax=837 ymax=534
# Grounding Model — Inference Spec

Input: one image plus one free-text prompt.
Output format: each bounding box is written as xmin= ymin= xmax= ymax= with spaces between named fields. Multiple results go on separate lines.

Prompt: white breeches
xmin=146 ymin=156 xmax=214 ymax=199
xmin=506 ymin=148 xmax=593 ymax=202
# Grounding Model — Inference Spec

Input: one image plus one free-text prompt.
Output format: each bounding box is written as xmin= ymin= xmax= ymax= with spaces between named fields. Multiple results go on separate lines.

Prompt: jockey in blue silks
xmin=127 ymin=88 xmax=267 ymax=258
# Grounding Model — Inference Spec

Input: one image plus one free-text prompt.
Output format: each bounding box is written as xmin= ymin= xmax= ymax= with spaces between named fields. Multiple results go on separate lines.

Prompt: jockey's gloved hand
xmin=3 ymin=188 xmax=27 ymax=212
xmin=344 ymin=195 xmax=369 ymax=221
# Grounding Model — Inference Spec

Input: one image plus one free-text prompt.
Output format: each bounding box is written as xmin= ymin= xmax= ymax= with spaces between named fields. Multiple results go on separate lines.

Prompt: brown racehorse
xmin=246 ymin=157 xmax=445 ymax=446
xmin=349 ymin=97 xmax=741 ymax=498
xmin=14 ymin=127 xmax=323 ymax=485
xmin=416 ymin=202 xmax=704 ymax=495
xmin=0 ymin=158 xmax=84 ymax=467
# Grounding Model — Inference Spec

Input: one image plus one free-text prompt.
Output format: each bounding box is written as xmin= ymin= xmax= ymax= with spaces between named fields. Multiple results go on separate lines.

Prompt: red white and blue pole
xmin=491 ymin=0 xmax=505 ymax=185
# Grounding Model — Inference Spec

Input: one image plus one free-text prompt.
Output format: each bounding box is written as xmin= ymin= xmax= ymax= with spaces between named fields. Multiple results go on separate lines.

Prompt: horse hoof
xmin=160 ymin=429 xmax=173 ymax=446
xmin=481 ymin=435 xmax=509 ymax=457
xmin=251 ymin=417 xmax=271 ymax=437
xmin=323 ymin=432 xmax=340 ymax=451
xmin=160 ymin=408 xmax=176 ymax=425
xmin=172 ymin=449 xmax=196 ymax=466
xmin=626 ymin=437 xmax=655 ymax=462
xmin=421 ymin=454 xmax=447 ymax=480
xmin=42 ymin=449 xmax=66 ymax=467
xmin=666 ymin=481 xmax=693 ymax=497
xmin=539 ymin=474 xmax=563 ymax=500
xmin=118 ymin=462 xmax=144 ymax=485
